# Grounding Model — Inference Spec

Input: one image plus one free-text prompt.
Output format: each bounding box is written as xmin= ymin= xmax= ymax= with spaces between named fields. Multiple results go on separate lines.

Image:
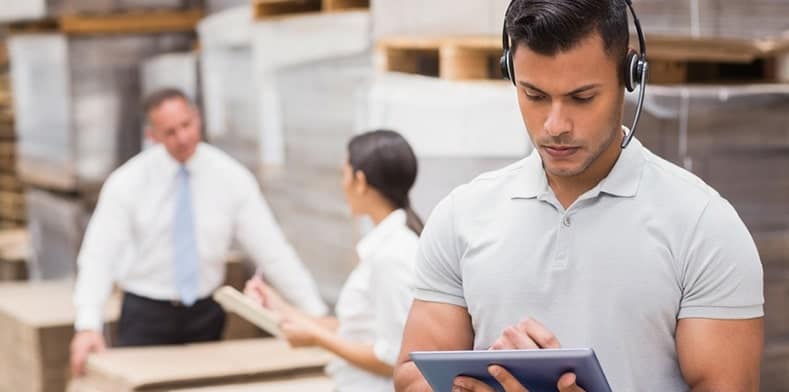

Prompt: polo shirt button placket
xmin=562 ymin=215 xmax=572 ymax=227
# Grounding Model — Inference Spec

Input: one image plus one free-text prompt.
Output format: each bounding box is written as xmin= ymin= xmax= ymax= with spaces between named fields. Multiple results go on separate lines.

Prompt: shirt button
xmin=562 ymin=215 xmax=572 ymax=227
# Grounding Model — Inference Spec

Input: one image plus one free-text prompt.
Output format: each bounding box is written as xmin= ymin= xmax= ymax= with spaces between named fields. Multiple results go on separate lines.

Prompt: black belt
xmin=123 ymin=291 xmax=215 ymax=308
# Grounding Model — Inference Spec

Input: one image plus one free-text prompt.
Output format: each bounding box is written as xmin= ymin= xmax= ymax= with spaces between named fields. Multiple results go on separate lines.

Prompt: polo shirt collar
xmin=509 ymin=131 xmax=645 ymax=200
xmin=598 ymin=136 xmax=645 ymax=198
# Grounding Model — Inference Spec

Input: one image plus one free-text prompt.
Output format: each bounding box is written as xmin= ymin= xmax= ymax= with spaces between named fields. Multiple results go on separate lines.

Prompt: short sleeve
xmin=413 ymin=190 xmax=467 ymax=307
xmin=678 ymin=196 xmax=764 ymax=319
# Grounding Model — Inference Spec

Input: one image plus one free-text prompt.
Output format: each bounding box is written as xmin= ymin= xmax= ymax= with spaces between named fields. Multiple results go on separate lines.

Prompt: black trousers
xmin=117 ymin=291 xmax=226 ymax=347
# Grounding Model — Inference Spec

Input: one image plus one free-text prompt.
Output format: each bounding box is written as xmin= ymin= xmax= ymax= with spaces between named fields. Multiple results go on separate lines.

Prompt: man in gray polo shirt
xmin=393 ymin=1 xmax=764 ymax=391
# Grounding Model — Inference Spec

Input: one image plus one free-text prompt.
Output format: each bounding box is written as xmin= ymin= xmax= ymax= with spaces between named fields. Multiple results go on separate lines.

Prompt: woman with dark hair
xmin=246 ymin=130 xmax=422 ymax=391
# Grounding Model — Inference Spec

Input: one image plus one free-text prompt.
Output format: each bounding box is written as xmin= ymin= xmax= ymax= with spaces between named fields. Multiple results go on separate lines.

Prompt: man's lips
xmin=542 ymin=145 xmax=580 ymax=158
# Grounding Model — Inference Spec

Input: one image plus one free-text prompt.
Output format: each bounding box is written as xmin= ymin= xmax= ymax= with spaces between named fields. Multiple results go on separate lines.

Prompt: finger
xmin=502 ymin=325 xmax=539 ymax=349
xmin=516 ymin=318 xmax=561 ymax=349
xmin=557 ymin=373 xmax=585 ymax=392
xmin=453 ymin=376 xmax=496 ymax=392
xmin=70 ymin=349 xmax=86 ymax=377
xmin=489 ymin=365 xmax=528 ymax=392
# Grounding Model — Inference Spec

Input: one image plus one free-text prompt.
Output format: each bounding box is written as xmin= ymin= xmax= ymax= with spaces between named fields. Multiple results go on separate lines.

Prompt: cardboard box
xmin=0 ymin=280 xmax=120 ymax=392
xmin=171 ymin=375 xmax=335 ymax=392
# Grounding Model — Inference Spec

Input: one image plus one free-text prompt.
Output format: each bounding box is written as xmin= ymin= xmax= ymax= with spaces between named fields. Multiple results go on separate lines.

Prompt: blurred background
xmin=0 ymin=0 xmax=786 ymax=391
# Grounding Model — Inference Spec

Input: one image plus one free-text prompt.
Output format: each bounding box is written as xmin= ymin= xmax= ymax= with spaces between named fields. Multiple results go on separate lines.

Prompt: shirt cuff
xmin=413 ymin=288 xmax=467 ymax=308
xmin=302 ymin=300 xmax=329 ymax=318
xmin=373 ymin=340 xmax=399 ymax=366
xmin=678 ymin=304 xmax=764 ymax=320
xmin=75 ymin=307 xmax=104 ymax=332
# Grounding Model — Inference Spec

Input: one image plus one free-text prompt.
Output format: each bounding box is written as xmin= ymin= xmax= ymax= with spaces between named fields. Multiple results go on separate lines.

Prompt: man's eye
xmin=572 ymin=95 xmax=595 ymax=103
xmin=525 ymin=93 xmax=547 ymax=102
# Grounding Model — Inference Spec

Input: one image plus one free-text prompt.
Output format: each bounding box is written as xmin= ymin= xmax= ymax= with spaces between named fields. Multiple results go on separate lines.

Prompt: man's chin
xmin=544 ymin=163 xmax=585 ymax=178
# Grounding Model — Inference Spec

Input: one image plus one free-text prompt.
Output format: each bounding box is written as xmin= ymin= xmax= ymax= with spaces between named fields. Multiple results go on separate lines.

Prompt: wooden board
xmin=60 ymin=9 xmax=203 ymax=35
xmin=253 ymin=0 xmax=368 ymax=20
xmin=8 ymin=9 xmax=203 ymax=36
xmin=376 ymin=36 xmax=503 ymax=81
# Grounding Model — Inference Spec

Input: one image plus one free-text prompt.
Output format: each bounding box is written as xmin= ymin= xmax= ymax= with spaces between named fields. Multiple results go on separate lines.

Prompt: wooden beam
xmin=322 ymin=0 xmax=369 ymax=12
xmin=59 ymin=9 xmax=203 ymax=36
xmin=253 ymin=0 xmax=321 ymax=19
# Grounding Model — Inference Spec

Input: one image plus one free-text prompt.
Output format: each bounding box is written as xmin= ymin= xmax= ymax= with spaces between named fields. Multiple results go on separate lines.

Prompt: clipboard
xmin=212 ymin=285 xmax=283 ymax=338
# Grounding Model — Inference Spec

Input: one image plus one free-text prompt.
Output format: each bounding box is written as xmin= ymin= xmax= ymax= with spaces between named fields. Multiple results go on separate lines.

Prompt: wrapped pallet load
xmin=371 ymin=0 xmax=508 ymax=39
xmin=633 ymin=0 xmax=789 ymax=39
xmin=365 ymin=72 xmax=530 ymax=217
xmin=623 ymin=85 xmax=789 ymax=375
xmin=9 ymin=31 xmax=194 ymax=192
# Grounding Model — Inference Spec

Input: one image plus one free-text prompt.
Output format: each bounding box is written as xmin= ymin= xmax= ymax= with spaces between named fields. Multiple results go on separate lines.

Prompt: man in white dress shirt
xmin=69 ymin=88 xmax=327 ymax=376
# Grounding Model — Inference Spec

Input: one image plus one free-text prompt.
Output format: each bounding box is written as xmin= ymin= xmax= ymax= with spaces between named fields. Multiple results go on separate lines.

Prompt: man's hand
xmin=450 ymin=318 xmax=584 ymax=392
xmin=70 ymin=330 xmax=106 ymax=377
xmin=452 ymin=367 xmax=585 ymax=391
xmin=490 ymin=318 xmax=561 ymax=350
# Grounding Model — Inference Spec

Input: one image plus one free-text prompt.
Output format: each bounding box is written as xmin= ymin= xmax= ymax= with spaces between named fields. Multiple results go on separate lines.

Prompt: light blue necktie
xmin=174 ymin=166 xmax=199 ymax=306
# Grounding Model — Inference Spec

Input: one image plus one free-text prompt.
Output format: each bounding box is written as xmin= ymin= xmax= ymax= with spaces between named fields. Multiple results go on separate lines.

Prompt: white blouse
xmin=327 ymin=209 xmax=419 ymax=392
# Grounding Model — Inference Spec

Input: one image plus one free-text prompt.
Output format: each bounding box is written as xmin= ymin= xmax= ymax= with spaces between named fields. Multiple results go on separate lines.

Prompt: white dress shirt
xmin=326 ymin=209 xmax=418 ymax=392
xmin=74 ymin=143 xmax=328 ymax=331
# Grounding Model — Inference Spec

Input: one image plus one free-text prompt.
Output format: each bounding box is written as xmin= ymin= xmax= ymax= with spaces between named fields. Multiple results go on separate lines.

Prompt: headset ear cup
xmin=500 ymin=51 xmax=511 ymax=81
xmin=624 ymin=51 xmax=639 ymax=92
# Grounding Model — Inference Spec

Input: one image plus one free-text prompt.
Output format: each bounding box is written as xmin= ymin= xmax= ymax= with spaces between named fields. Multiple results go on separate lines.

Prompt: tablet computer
xmin=411 ymin=348 xmax=611 ymax=392
xmin=212 ymin=285 xmax=283 ymax=338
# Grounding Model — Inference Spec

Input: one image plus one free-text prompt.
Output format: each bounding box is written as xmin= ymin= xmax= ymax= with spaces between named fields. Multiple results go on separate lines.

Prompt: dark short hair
xmin=348 ymin=130 xmax=423 ymax=236
xmin=141 ymin=88 xmax=192 ymax=114
xmin=505 ymin=0 xmax=630 ymax=78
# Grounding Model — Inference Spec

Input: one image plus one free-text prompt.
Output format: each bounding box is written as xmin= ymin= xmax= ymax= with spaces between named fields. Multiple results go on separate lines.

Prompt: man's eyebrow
xmin=518 ymin=82 xmax=601 ymax=96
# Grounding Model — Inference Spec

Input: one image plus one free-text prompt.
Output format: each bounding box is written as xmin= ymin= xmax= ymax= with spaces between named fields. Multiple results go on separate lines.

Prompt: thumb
xmin=558 ymin=373 xmax=584 ymax=392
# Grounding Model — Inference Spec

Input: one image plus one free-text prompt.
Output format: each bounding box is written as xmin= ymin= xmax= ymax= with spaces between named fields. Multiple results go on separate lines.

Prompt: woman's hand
xmin=243 ymin=275 xmax=292 ymax=313
xmin=280 ymin=312 xmax=326 ymax=348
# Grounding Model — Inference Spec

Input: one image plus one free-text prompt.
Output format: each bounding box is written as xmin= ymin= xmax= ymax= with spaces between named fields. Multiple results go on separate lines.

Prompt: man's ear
xmin=354 ymin=170 xmax=369 ymax=195
xmin=144 ymin=126 xmax=158 ymax=144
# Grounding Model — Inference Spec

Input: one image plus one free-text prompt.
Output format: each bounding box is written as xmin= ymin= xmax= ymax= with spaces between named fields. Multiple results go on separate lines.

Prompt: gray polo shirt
xmin=414 ymin=138 xmax=764 ymax=391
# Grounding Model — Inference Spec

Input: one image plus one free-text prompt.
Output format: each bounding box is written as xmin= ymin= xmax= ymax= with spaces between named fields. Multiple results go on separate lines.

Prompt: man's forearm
xmin=394 ymin=361 xmax=432 ymax=392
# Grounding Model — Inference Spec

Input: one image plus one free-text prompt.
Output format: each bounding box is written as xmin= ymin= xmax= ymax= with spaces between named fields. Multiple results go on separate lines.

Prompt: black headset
xmin=500 ymin=0 xmax=649 ymax=148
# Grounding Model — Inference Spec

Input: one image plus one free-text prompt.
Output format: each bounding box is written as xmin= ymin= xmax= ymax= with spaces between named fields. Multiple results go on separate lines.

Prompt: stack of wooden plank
xmin=67 ymin=339 xmax=332 ymax=392
xmin=0 ymin=42 xmax=26 ymax=230
xmin=262 ymin=54 xmax=372 ymax=304
xmin=0 ymin=280 xmax=121 ymax=392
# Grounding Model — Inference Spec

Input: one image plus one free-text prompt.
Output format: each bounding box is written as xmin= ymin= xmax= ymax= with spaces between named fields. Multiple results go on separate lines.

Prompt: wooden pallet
xmin=7 ymin=8 xmax=203 ymax=36
xmin=0 ymin=143 xmax=15 ymax=173
xmin=646 ymin=34 xmax=789 ymax=84
xmin=376 ymin=36 xmax=504 ymax=81
xmin=0 ymin=191 xmax=24 ymax=222
xmin=253 ymin=0 xmax=368 ymax=20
